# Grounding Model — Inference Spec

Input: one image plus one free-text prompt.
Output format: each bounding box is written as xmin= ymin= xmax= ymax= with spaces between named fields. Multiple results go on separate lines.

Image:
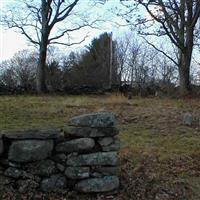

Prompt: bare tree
xmin=116 ymin=34 xmax=133 ymax=85
xmin=1 ymin=0 xmax=103 ymax=93
xmin=11 ymin=50 xmax=37 ymax=89
xmin=0 ymin=50 xmax=37 ymax=92
xmin=0 ymin=68 xmax=17 ymax=91
xmin=128 ymin=39 xmax=141 ymax=87
xmin=120 ymin=0 xmax=200 ymax=95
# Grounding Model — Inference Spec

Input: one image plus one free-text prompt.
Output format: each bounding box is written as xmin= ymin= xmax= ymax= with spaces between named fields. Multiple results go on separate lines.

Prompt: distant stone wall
xmin=0 ymin=112 xmax=120 ymax=195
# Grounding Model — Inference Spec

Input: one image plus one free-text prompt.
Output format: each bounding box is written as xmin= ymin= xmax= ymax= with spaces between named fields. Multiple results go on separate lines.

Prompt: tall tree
xmin=1 ymin=0 xmax=102 ymax=93
xmin=82 ymin=32 xmax=119 ymax=88
xmin=62 ymin=32 xmax=119 ymax=89
xmin=121 ymin=0 xmax=200 ymax=95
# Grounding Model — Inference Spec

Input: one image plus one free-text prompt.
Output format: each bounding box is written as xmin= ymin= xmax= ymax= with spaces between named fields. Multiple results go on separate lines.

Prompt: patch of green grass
xmin=120 ymin=123 xmax=200 ymax=160
xmin=0 ymin=95 xmax=103 ymax=130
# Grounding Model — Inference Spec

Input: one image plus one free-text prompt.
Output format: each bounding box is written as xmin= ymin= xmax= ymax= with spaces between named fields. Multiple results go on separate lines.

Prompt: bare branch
xmin=140 ymin=35 xmax=178 ymax=66
xmin=49 ymin=35 xmax=88 ymax=46
xmin=50 ymin=0 xmax=79 ymax=28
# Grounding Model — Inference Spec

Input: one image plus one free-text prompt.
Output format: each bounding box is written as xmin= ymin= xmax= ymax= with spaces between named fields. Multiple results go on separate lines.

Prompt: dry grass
xmin=104 ymin=94 xmax=131 ymax=105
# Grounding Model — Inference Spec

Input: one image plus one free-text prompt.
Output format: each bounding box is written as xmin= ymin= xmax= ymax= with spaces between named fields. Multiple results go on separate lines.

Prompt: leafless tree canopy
xmin=120 ymin=0 xmax=200 ymax=95
xmin=1 ymin=0 xmax=104 ymax=93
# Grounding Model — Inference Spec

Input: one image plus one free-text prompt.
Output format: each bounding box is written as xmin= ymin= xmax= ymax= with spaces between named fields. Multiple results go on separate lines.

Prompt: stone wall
xmin=0 ymin=112 xmax=120 ymax=195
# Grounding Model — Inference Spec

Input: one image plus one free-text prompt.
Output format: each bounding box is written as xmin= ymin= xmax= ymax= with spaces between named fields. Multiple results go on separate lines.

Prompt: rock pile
xmin=0 ymin=112 xmax=120 ymax=194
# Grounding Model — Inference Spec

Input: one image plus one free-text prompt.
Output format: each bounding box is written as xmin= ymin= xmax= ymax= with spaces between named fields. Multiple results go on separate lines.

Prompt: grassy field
xmin=1 ymin=94 xmax=200 ymax=199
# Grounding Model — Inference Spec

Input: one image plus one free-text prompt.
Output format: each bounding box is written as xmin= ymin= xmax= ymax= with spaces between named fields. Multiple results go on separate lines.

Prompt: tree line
xmin=1 ymin=32 xmax=200 ymax=96
xmin=1 ymin=0 xmax=200 ymax=96
xmin=0 ymin=33 xmax=118 ymax=94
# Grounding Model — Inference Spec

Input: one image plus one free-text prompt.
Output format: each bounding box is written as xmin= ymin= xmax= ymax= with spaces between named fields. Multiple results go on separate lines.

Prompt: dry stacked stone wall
xmin=0 ymin=112 xmax=120 ymax=195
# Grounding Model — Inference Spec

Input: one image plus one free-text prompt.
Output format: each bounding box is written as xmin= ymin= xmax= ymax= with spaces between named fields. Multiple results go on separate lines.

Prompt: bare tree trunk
xmin=178 ymin=50 xmax=192 ymax=96
xmin=178 ymin=29 xmax=193 ymax=96
xmin=178 ymin=62 xmax=190 ymax=95
xmin=36 ymin=38 xmax=48 ymax=93
xmin=2 ymin=0 xmax=92 ymax=94
xmin=119 ymin=69 xmax=122 ymax=86
xmin=130 ymin=65 xmax=134 ymax=88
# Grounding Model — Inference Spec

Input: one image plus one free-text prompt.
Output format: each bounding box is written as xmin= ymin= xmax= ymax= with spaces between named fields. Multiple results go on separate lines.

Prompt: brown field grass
xmin=1 ymin=94 xmax=200 ymax=199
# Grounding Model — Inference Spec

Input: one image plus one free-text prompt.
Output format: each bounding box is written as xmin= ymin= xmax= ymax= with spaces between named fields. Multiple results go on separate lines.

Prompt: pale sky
xmin=0 ymin=0 xmax=129 ymax=62
xmin=0 ymin=1 xmax=23 ymax=60
xmin=1 ymin=0 xmax=199 ymax=65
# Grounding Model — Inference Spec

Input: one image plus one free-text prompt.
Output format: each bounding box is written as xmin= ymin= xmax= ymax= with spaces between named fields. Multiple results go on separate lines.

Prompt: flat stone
xmin=40 ymin=174 xmax=66 ymax=192
xmin=91 ymin=172 xmax=102 ymax=178
xmin=8 ymin=140 xmax=53 ymax=163
xmin=64 ymin=127 xmax=119 ymax=138
xmin=56 ymin=138 xmax=95 ymax=153
xmin=183 ymin=112 xmax=193 ymax=126
xmin=93 ymin=167 xmax=119 ymax=176
xmin=27 ymin=160 xmax=57 ymax=176
xmin=2 ymin=128 xmax=60 ymax=140
xmin=66 ymin=152 xmax=118 ymax=166
xmin=69 ymin=112 xmax=116 ymax=127
xmin=65 ymin=167 xmax=90 ymax=179
xmin=98 ymin=137 xmax=113 ymax=146
xmin=102 ymin=138 xmax=120 ymax=152
xmin=75 ymin=176 xmax=119 ymax=193
xmin=52 ymin=153 xmax=67 ymax=162
xmin=56 ymin=163 xmax=65 ymax=172
xmin=0 ymin=159 xmax=22 ymax=168
xmin=8 ymin=161 xmax=22 ymax=168
xmin=3 ymin=167 xmax=34 ymax=180
xmin=4 ymin=167 xmax=24 ymax=179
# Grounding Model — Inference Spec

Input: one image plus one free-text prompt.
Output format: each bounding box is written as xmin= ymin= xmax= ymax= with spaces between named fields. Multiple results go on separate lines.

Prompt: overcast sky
xmin=0 ymin=0 xmax=131 ymax=62
xmin=1 ymin=0 xmax=199 ymax=66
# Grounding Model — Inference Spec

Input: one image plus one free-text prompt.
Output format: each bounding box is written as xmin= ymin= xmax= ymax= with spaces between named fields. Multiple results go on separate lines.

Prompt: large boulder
xmin=69 ymin=112 xmax=116 ymax=127
xmin=40 ymin=174 xmax=66 ymax=192
xmin=56 ymin=138 xmax=95 ymax=153
xmin=65 ymin=167 xmax=90 ymax=179
xmin=75 ymin=176 xmax=119 ymax=193
xmin=66 ymin=152 xmax=118 ymax=166
xmin=8 ymin=140 xmax=53 ymax=162
xmin=64 ymin=127 xmax=119 ymax=138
